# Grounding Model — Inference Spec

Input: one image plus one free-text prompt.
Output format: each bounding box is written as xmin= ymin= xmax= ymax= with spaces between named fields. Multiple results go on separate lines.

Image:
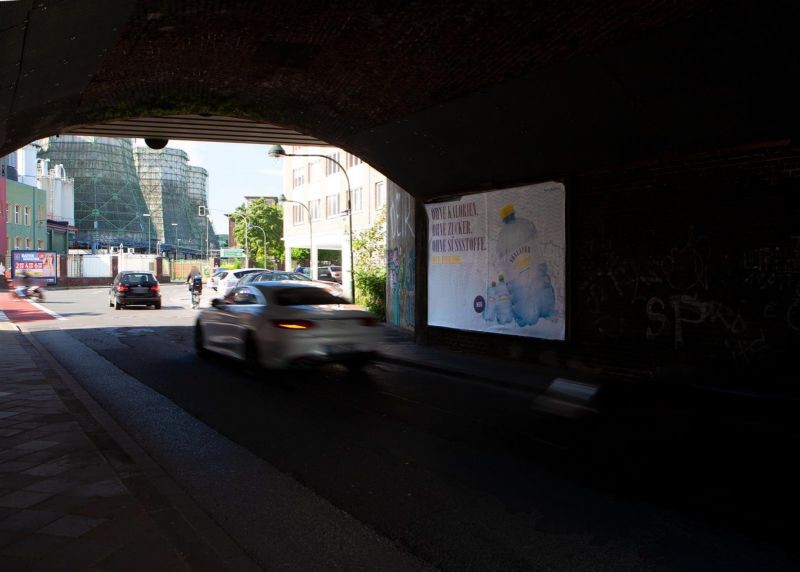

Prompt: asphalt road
xmin=18 ymin=284 xmax=800 ymax=570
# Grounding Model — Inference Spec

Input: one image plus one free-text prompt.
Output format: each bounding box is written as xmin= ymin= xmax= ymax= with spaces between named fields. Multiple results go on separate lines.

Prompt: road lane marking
xmin=29 ymin=299 xmax=67 ymax=320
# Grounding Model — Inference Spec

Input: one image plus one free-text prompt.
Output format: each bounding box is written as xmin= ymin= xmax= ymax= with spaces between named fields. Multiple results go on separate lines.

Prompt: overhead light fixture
xmin=268 ymin=145 xmax=287 ymax=158
xmin=144 ymin=138 xmax=169 ymax=150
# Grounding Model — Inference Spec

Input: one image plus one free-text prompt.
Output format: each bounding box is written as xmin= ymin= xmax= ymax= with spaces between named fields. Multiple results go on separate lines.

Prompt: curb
xmin=375 ymin=353 xmax=550 ymax=395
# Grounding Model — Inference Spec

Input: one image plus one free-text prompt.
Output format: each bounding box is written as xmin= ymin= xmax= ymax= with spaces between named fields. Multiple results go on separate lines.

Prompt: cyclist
xmin=15 ymin=271 xmax=32 ymax=299
xmin=187 ymin=271 xmax=203 ymax=308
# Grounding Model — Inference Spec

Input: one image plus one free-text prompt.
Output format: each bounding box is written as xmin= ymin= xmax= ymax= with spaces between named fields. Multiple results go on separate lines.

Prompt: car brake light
xmin=116 ymin=284 xmax=129 ymax=292
xmin=149 ymin=284 xmax=160 ymax=292
xmin=273 ymin=319 xmax=314 ymax=330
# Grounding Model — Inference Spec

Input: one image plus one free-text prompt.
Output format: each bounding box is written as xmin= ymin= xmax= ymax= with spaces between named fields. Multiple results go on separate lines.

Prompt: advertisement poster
xmin=426 ymin=182 xmax=565 ymax=340
xmin=11 ymin=250 xmax=58 ymax=284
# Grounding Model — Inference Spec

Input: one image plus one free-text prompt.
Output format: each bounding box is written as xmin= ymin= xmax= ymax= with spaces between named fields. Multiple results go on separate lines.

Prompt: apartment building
xmin=276 ymin=146 xmax=387 ymax=296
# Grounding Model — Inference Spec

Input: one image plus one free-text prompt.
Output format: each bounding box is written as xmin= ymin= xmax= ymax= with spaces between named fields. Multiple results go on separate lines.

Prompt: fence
xmin=58 ymin=253 xmax=213 ymax=286
xmin=66 ymin=253 xmax=158 ymax=278
xmin=170 ymin=259 xmax=214 ymax=280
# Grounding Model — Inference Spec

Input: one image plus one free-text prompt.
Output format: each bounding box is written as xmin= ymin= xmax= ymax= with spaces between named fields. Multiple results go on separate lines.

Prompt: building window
xmin=292 ymin=204 xmax=305 ymax=225
xmin=326 ymin=194 xmax=340 ymax=218
xmin=15 ymin=236 xmax=22 ymax=248
xmin=325 ymin=153 xmax=341 ymax=176
xmin=309 ymin=199 xmax=321 ymax=221
xmin=307 ymin=161 xmax=313 ymax=184
xmin=292 ymin=168 xmax=305 ymax=188
xmin=347 ymin=153 xmax=362 ymax=168
xmin=37 ymin=239 xmax=44 ymax=250
xmin=26 ymin=238 xmax=32 ymax=249
xmin=24 ymin=206 xmax=31 ymax=226
xmin=375 ymin=181 xmax=386 ymax=208
xmin=352 ymin=187 xmax=363 ymax=212
xmin=14 ymin=205 xmax=20 ymax=224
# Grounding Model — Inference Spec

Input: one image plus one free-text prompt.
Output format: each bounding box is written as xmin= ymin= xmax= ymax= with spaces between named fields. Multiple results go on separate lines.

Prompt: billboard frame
xmin=10 ymin=250 xmax=59 ymax=285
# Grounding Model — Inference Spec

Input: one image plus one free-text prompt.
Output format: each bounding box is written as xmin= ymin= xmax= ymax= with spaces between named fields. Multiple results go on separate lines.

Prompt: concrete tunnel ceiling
xmin=1 ymin=0 xmax=799 ymax=202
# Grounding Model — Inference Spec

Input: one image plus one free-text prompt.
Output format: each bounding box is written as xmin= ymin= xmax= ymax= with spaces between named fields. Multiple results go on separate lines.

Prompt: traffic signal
xmin=198 ymin=205 xmax=207 ymax=216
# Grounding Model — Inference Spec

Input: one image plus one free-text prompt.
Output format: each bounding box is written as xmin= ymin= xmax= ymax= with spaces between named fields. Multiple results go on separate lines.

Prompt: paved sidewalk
xmin=0 ymin=323 xmax=258 ymax=571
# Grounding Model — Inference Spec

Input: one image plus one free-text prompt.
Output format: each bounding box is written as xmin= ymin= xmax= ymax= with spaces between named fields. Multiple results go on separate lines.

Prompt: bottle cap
xmin=499 ymin=204 xmax=515 ymax=219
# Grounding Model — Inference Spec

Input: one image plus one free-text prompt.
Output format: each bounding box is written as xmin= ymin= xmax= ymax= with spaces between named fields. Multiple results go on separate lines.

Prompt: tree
xmin=353 ymin=207 xmax=387 ymax=319
xmin=231 ymin=199 xmax=284 ymax=268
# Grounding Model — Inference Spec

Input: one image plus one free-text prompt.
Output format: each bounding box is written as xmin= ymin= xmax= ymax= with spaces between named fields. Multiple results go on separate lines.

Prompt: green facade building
xmin=5 ymin=179 xmax=46 ymax=254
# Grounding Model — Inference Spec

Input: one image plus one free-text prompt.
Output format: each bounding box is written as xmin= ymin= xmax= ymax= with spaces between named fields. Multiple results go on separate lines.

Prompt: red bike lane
xmin=0 ymin=292 xmax=57 ymax=323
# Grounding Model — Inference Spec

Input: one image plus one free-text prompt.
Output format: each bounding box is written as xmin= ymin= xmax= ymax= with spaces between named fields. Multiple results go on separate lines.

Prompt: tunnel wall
xmin=426 ymin=140 xmax=800 ymax=392
xmin=386 ymin=182 xmax=416 ymax=332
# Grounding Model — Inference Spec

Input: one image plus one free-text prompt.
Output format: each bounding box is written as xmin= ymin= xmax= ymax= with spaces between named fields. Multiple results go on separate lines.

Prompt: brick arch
xmin=2 ymin=1 xmax=799 ymax=202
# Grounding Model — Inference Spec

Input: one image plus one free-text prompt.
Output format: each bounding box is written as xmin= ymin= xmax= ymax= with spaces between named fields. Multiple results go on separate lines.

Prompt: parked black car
xmin=109 ymin=271 xmax=161 ymax=309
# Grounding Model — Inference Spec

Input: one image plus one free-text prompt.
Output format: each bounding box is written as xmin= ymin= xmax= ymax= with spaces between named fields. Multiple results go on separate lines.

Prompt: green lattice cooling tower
xmin=37 ymin=136 xmax=218 ymax=255
xmin=38 ymin=137 xmax=149 ymax=249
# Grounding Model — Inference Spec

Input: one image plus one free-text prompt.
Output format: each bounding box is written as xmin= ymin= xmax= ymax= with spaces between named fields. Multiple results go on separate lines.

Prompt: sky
xmin=132 ymin=139 xmax=284 ymax=234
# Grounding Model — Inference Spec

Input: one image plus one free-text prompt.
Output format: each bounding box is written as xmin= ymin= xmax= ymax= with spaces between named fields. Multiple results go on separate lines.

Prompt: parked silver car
xmin=218 ymin=268 xmax=266 ymax=296
xmin=238 ymin=270 xmax=344 ymax=297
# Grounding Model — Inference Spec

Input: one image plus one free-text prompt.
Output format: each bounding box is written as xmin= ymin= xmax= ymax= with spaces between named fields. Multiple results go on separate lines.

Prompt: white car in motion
xmin=194 ymin=282 xmax=381 ymax=370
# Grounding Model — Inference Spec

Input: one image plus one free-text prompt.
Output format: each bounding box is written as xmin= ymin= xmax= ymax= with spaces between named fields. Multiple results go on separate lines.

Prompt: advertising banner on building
xmin=426 ymin=182 xmax=566 ymax=340
xmin=11 ymin=250 xmax=58 ymax=284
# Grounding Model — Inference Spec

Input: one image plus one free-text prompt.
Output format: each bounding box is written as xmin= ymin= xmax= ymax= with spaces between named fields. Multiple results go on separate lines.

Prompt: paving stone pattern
xmin=0 ymin=330 xmax=193 ymax=571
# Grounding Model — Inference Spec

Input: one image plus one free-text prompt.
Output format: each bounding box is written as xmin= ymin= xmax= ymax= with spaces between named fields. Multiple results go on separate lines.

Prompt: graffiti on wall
xmin=389 ymin=247 xmax=415 ymax=329
xmin=578 ymin=225 xmax=800 ymax=366
xmin=386 ymin=182 xmax=415 ymax=331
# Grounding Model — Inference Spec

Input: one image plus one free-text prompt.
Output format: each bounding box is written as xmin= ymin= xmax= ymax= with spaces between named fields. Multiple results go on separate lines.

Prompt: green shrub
xmin=355 ymin=268 xmax=386 ymax=321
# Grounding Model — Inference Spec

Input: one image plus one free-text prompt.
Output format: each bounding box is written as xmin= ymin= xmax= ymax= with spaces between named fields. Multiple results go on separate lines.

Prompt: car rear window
xmin=122 ymin=273 xmax=155 ymax=284
xmin=235 ymin=269 xmax=261 ymax=278
xmin=270 ymin=287 xmax=347 ymax=306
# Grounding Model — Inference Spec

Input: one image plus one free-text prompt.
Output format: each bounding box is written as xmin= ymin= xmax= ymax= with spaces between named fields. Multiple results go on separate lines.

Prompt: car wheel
xmin=195 ymin=323 xmax=209 ymax=357
xmin=109 ymin=297 xmax=113 ymax=308
xmin=114 ymin=299 xmax=122 ymax=310
xmin=155 ymin=302 xmax=161 ymax=309
xmin=345 ymin=357 xmax=370 ymax=372
xmin=244 ymin=335 xmax=262 ymax=372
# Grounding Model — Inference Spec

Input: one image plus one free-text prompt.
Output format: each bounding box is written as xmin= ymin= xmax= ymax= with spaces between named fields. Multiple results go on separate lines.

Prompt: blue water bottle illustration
xmin=495 ymin=204 xmax=555 ymax=326
xmin=483 ymin=280 xmax=497 ymax=322
xmin=494 ymin=275 xmax=513 ymax=324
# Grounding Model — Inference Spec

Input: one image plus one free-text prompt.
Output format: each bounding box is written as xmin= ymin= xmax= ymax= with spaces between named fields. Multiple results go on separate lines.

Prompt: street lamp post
xmin=171 ymin=223 xmax=178 ymax=277
xmin=205 ymin=211 xmax=210 ymax=262
xmin=277 ymin=194 xmax=314 ymax=279
xmin=228 ymin=213 xmax=249 ymax=266
xmin=268 ymin=145 xmax=355 ymax=301
xmin=142 ymin=213 xmax=151 ymax=254
xmin=248 ymin=224 xmax=268 ymax=269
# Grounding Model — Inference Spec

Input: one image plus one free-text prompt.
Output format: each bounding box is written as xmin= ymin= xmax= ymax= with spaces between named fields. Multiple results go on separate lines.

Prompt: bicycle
xmin=191 ymin=287 xmax=201 ymax=309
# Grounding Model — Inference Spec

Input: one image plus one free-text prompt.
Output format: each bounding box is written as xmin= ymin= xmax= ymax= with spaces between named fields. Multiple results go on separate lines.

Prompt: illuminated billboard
xmin=11 ymin=250 xmax=58 ymax=285
xmin=426 ymin=182 xmax=566 ymax=340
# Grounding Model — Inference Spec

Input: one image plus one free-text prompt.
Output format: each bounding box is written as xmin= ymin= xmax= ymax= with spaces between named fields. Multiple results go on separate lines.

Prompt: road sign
xmin=220 ymin=248 xmax=245 ymax=258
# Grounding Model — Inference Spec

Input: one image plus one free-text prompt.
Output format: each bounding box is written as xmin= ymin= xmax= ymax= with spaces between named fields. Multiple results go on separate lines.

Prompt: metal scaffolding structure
xmin=35 ymin=136 xmax=219 ymax=257
xmin=133 ymin=147 xmax=218 ymax=257
xmin=38 ymin=137 xmax=149 ymax=250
